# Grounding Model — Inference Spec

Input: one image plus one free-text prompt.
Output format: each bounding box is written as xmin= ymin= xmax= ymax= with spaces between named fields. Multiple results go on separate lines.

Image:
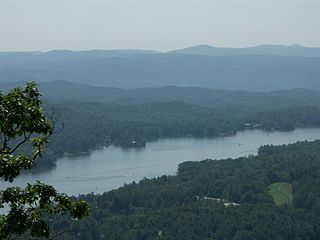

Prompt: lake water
xmin=3 ymin=128 xmax=320 ymax=196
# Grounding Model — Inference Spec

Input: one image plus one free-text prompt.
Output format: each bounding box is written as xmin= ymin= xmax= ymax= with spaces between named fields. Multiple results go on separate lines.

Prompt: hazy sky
xmin=0 ymin=0 xmax=319 ymax=51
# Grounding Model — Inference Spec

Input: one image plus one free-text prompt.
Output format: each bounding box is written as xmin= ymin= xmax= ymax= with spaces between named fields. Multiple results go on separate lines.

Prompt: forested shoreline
xmin=1 ymin=82 xmax=317 ymax=172
xmin=36 ymin=101 xmax=320 ymax=171
xmin=45 ymin=140 xmax=320 ymax=239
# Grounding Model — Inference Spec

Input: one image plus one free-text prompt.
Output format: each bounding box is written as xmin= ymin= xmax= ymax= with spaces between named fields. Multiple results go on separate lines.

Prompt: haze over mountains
xmin=0 ymin=44 xmax=319 ymax=91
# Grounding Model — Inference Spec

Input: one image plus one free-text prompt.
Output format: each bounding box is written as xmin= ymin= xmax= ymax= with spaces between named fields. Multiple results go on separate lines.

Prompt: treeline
xmin=48 ymin=140 xmax=320 ymax=239
xmin=35 ymin=101 xmax=320 ymax=170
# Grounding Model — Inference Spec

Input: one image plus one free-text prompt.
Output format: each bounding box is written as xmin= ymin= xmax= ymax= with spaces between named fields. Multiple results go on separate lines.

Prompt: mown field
xmin=268 ymin=182 xmax=293 ymax=206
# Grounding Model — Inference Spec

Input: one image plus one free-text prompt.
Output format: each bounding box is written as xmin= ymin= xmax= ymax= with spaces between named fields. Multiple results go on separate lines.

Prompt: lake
xmin=4 ymin=128 xmax=320 ymax=196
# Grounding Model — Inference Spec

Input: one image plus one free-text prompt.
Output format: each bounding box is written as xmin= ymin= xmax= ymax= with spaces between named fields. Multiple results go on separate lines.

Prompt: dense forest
xmin=45 ymin=140 xmax=320 ymax=240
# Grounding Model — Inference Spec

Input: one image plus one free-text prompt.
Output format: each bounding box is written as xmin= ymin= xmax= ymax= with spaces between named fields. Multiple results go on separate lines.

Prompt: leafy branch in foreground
xmin=0 ymin=82 xmax=89 ymax=239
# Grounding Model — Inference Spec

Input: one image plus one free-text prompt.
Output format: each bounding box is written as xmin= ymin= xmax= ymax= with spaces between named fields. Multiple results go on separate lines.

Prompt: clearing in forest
xmin=268 ymin=182 xmax=293 ymax=206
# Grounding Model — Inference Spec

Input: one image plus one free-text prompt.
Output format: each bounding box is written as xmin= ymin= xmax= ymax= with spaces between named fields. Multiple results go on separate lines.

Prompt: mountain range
xmin=0 ymin=44 xmax=319 ymax=91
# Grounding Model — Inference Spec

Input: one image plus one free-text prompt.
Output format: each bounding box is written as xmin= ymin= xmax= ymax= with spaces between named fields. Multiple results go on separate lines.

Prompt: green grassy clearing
xmin=268 ymin=182 xmax=293 ymax=206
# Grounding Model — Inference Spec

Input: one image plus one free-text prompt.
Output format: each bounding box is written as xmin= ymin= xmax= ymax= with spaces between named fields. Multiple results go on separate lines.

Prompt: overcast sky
xmin=0 ymin=0 xmax=319 ymax=51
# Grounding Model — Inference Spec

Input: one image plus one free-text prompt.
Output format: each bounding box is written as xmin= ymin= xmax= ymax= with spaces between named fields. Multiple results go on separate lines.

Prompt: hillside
xmin=53 ymin=140 xmax=320 ymax=240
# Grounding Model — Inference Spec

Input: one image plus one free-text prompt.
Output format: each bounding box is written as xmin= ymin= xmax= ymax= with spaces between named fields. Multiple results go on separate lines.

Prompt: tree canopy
xmin=0 ymin=83 xmax=89 ymax=239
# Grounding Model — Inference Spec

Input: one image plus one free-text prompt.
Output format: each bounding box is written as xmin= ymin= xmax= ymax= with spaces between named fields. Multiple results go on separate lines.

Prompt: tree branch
xmin=48 ymin=227 xmax=70 ymax=240
xmin=9 ymin=133 xmax=32 ymax=154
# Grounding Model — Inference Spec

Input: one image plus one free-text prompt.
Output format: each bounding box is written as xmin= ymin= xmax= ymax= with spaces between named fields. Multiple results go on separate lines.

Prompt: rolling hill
xmin=1 ymin=81 xmax=320 ymax=110
xmin=29 ymin=81 xmax=320 ymax=109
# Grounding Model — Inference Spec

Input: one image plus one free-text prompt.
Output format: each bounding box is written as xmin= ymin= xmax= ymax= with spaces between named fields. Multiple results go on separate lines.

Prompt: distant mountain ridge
xmin=0 ymin=49 xmax=159 ymax=65
xmin=170 ymin=44 xmax=320 ymax=57
xmin=1 ymin=44 xmax=320 ymax=60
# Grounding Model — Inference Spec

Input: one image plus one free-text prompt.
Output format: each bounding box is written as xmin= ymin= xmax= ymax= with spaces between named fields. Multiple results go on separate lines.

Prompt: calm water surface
xmin=4 ymin=128 xmax=320 ymax=195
